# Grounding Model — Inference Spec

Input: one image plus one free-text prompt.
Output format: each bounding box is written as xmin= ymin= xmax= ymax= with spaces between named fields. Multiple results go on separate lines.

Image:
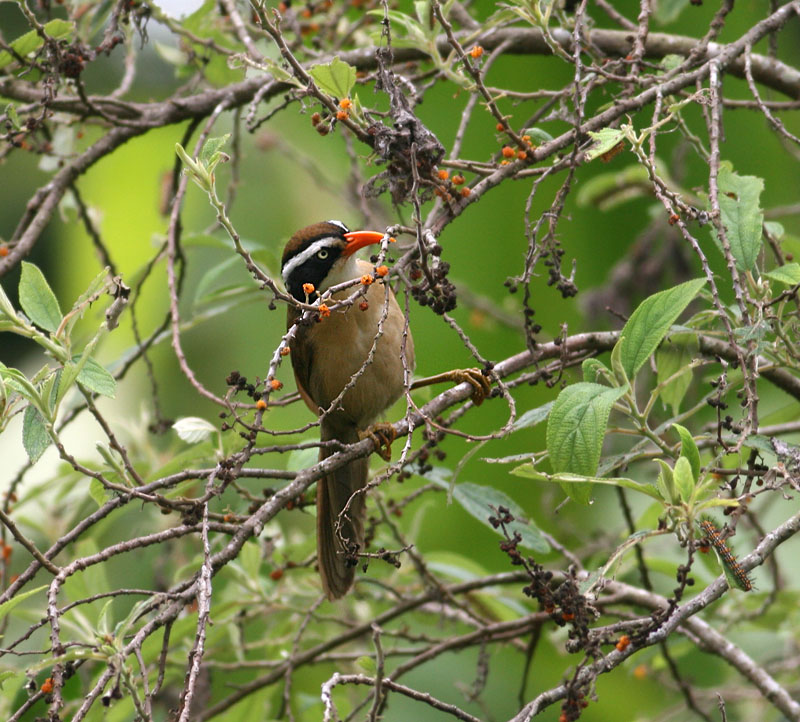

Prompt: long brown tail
xmin=317 ymin=419 xmax=368 ymax=599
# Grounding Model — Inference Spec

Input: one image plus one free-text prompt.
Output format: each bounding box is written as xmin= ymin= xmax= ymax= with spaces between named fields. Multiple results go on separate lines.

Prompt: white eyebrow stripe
xmin=281 ymin=236 xmax=339 ymax=284
xmin=326 ymin=219 xmax=348 ymax=232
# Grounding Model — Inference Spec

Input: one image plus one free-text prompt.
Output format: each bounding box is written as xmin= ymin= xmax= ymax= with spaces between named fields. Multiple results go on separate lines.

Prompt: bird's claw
xmin=410 ymin=367 xmax=493 ymax=405
xmin=360 ymin=422 xmax=396 ymax=461
xmin=451 ymin=367 xmax=492 ymax=405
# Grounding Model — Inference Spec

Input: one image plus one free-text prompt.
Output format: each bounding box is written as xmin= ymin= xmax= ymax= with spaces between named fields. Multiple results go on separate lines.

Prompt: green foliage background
xmin=1 ymin=0 xmax=800 ymax=720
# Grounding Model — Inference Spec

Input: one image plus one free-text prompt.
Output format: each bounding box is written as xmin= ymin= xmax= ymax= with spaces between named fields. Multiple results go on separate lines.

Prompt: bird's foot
xmin=411 ymin=368 xmax=492 ymax=405
xmin=360 ymin=422 xmax=396 ymax=461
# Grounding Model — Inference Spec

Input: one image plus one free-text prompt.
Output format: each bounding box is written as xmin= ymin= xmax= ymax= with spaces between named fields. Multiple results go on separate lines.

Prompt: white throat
xmin=319 ymin=254 xmax=360 ymax=293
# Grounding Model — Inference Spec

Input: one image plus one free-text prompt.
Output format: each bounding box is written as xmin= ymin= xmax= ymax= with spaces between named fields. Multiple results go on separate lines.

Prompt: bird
xmin=281 ymin=220 xmax=415 ymax=599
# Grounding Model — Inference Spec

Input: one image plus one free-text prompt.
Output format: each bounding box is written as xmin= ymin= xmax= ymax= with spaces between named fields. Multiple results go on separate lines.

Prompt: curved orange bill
xmin=342 ymin=230 xmax=386 ymax=256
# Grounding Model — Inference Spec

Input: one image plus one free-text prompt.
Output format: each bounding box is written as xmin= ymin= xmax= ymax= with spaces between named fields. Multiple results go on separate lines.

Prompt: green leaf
xmin=173 ymin=417 xmax=216 ymax=444
xmin=655 ymin=459 xmax=678 ymax=504
xmin=56 ymin=361 xmax=82 ymax=405
xmin=257 ymin=57 xmax=304 ymax=88
xmin=764 ymin=221 xmax=784 ymax=240
xmin=0 ymin=585 xmax=47 ymax=623
xmin=523 ymin=127 xmax=554 ymax=145
xmin=23 ymin=404 xmax=50 ymax=463
xmin=239 ymin=540 xmax=262 ymax=581
xmin=154 ymin=41 xmax=187 ymax=68
xmin=356 ymin=656 xmax=377 ymax=674
xmin=0 ymin=669 xmax=20 ymax=690
xmin=5 ymin=103 xmax=21 ymax=130
xmin=576 ymin=164 xmax=651 ymax=210
xmin=584 ymin=128 xmax=625 ymax=161
xmin=742 ymin=434 xmax=774 ymax=456
xmin=180 ymin=0 xmax=242 ymax=86
xmin=0 ymin=19 xmax=74 ymax=70
xmin=618 ymin=278 xmax=706 ymax=378
xmin=765 ymin=262 xmax=800 ymax=286
xmin=546 ymin=383 xmax=627 ymax=503
xmin=654 ymin=0 xmax=689 ymax=24
xmin=610 ymin=335 xmax=629 ymax=387
xmin=194 ymin=255 xmax=242 ymax=305
xmin=0 ymin=279 xmax=18 ymax=320
xmin=512 ymin=401 xmax=553 ymax=431
xmin=368 ymin=9 xmax=430 ymax=46
xmin=452 ymin=482 xmax=549 ymax=553
xmin=581 ymin=358 xmax=609 ymax=383
xmin=89 ymin=478 xmax=110 ymax=508
xmin=76 ymin=357 xmax=117 ymax=398
xmin=511 ymin=466 xmax=662 ymax=501
xmin=656 ymin=332 xmax=697 ymax=414
xmin=712 ymin=164 xmax=764 ymax=272
xmin=19 ymin=262 xmax=62 ymax=333
xmin=672 ymin=424 xmax=700 ymax=483
xmin=673 ymin=456 xmax=695 ymax=503
xmin=308 ymin=57 xmax=356 ymax=99
xmin=200 ymin=134 xmax=230 ymax=166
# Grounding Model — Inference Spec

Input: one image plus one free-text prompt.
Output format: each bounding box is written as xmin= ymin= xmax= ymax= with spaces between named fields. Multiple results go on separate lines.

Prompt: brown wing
xmin=287 ymin=306 xmax=320 ymax=415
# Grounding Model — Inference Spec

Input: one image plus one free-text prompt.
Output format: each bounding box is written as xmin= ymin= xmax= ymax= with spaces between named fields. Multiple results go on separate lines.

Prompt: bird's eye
xmin=317 ymin=249 xmax=329 ymax=259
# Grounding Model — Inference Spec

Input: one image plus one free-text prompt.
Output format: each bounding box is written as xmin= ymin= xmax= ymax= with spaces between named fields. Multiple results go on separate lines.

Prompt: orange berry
xmin=339 ymin=98 xmax=352 ymax=109
xmin=562 ymin=612 xmax=575 ymax=621
xmin=359 ymin=301 xmax=369 ymax=311
xmin=522 ymin=134 xmax=531 ymax=143
xmin=633 ymin=664 xmax=648 ymax=680
xmin=501 ymin=145 xmax=515 ymax=158
xmin=280 ymin=346 xmax=290 ymax=356
xmin=318 ymin=303 xmax=331 ymax=317
xmin=41 ymin=678 xmax=54 ymax=694
xmin=269 ymin=569 xmax=283 ymax=580
xmin=256 ymin=399 xmax=267 ymax=411
xmin=451 ymin=174 xmax=465 ymax=185
xmin=2 ymin=545 xmax=11 ymax=561
xmin=496 ymin=122 xmax=505 ymax=132
xmin=388 ymin=236 xmax=396 ymax=243
xmin=302 ymin=282 xmax=315 ymax=296
xmin=301 ymin=7 xmax=311 ymax=17
xmin=360 ymin=274 xmax=373 ymax=286
xmin=615 ymin=635 xmax=631 ymax=652
xmin=336 ymin=109 xmax=348 ymax=121
xmin=269 ymin=379 xmax=283 ymax=391
xmin=375 ymin=265 xmax=389 ymax=277
xmin=223 ymin=513 xmax=235 ymax=522
xmin=0 ymin=245 xmax=8 ymax=257
xmin=469 ymin=45 xmax=484 ymax=58
xmin=460 ymin=187 xmax=471 ymax=197
xmin=517 ymin=150 xmax=527 ymax=160
xmin=500 ymin=159 xmax=509 ymax=166
xmin=437 ymin=169 xmax=449 ymax=180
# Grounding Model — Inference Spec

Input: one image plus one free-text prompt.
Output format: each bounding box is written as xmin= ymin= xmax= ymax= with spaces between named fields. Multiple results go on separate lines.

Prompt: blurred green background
xmin=2 ymin=0 xmax=800 ymax=719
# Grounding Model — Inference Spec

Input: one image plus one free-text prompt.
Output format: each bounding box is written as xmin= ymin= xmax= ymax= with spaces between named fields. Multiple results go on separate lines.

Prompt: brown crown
xmin=281 ymin=221 xmax=349 ymax=267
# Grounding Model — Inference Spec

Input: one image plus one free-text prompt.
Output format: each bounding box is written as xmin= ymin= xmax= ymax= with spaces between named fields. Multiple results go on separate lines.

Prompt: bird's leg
xmin=359 ymin=422 xmax=396 ymax=461
xmin=411 ymin=368 xmax=492 ymax=405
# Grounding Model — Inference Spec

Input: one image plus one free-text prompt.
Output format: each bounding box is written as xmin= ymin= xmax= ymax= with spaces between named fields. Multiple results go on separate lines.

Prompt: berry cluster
xmin=409 ymin=247 xmax=457 ymax=315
